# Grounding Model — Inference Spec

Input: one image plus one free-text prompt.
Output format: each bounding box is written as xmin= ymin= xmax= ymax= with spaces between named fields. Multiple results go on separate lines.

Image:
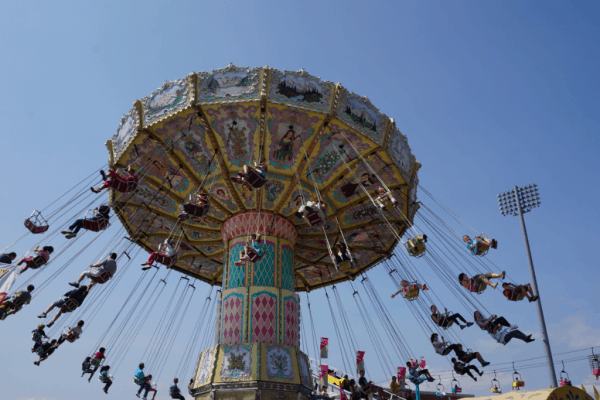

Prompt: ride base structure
xmin=105 ymin=64 xmax=421 ymax=400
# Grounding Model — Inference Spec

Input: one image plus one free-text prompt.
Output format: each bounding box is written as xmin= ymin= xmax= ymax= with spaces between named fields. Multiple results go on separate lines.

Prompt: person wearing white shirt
xmin=141 ymin=240 xmax=174 ymax=270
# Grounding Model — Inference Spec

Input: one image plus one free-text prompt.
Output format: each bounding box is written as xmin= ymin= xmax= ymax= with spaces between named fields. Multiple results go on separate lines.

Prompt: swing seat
xmin=405 ymin=240 xmax=426 ymax=258
xmin=336 ymin=260 xmax=352 ymax=274
xmin=154 ymin=254 xmax=177 ymax=267
xmin=60 ymin=298 xmax=80 ymax=313
xmin=183 ymin=202 xmax=210 ymax=218
xmin=10 ymin=296 xmax=27 ymax=309
xmin=24 ymin=210 xmax=49 ymax=234
xmin=593 ymin=368 xmax=600 ymax=378
xmin=0 ymin=304 xmax=10 ymax=320
xmin=246 ymin=248 xmax=263 ymax=263
xmin=35 ymin=344 xmax=48 ymax=356
xmin=99 ymin=373 xmax=113 ymax=383
xmin=401 ymin=287 xmax=420 ymax=301
xmin=61 ymin=328 xmax=80 ymax=343
xmin=24 ymin=255 xmax=47 ymax=270
xmin=82 ymin=218 xmax=109 ymax=232
xmin=305 ymin=211 xmax=324 ymax=227
xmin=512 ymin=292 xmax=526 ymax=301
xmin=90 ymin=270 xmax=113 ymax=284
xmin=108 ymin=173 xmax=138 ymax=193
xmin=91 ymin=357 xmax=103 ymax=367
xmin=245 ymin=169 xmax=267 ymax=189
xmin=513 ymin=381 xmax=524 ymax=388
xmin=452 ymin=387 xmax=462 ymax=394
xmin=491 ymin=388 xmax=502 ymax=394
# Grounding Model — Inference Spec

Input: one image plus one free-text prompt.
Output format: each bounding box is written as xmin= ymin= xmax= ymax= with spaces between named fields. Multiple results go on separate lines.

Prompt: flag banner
xmin=319 ymin=364 xmax=328 ymax=388
xmin=397 ymin=367 xmax=406 ymax=381
xmin=356 ymin=351 xmax=365 ymax=374
xmin=320 ymin=337 xmax=329 ymax=359
xmin=0 ymin=263 xmax=22 ymax=306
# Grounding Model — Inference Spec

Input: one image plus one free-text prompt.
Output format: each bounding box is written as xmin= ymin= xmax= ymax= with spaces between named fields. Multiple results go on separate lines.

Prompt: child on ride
xmin=17 ymin=245 xmax=54 ymax=273
xmin=91 ymin=165 xmax=138 ymax=193
xmin=391 ymin=280 xmax=428 ymax=298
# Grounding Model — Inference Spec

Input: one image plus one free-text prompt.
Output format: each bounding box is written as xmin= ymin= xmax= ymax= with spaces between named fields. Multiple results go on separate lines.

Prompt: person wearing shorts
xmin=502 ymin=282 xmax=538 ymax=302
xmin=459 ymin=271 xmax=504 ymax=292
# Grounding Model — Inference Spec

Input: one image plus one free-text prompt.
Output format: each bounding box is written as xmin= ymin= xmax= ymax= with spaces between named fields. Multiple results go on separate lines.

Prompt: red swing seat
xmin=24 ymin=210 xmax=49 ymax=234
xmin=108 ymin=171 xmax=138 ymax=193
xmin=82 ymin=218 xmax=109 ymax=232
xmin=245 ymin=169 xmax=267 ymax=189
xmin=24 ymin=255 xmax=48 ymax=270
xmin=246 ymin=248 xmax=263 ymax=263
xmin=305 ymin=211 xmax=324 ymax=227
xmin=183 ymin=202 xmax=210 ymax=217
xmin=90 ymin=270 xmax=113 ymax=284
xmin=60 ymin=298 xmax=80 ymax=313
xmin=61 ymin=328 xmax=81 ymax=343
xmin=154 ymin=254 xmax=177 ymax=267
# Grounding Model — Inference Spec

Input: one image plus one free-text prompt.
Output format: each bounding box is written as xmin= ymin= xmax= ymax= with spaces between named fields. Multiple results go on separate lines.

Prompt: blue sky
xmin=1 ymin=1 xmax=599 ymax=399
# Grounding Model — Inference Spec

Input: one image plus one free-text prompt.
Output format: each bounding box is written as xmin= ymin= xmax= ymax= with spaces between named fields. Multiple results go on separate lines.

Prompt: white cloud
xmin=549 ymin=314 xmax=600 ymax=349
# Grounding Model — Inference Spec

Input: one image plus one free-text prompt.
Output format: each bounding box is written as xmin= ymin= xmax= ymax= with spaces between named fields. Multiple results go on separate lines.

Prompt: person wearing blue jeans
xmin=61 ymin=206 xmax=110 ymax=239
xmin=135 ymin=363 xmax=151 ymax=399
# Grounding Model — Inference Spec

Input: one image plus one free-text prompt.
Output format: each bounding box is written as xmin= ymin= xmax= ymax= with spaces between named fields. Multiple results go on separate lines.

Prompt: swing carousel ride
xmin=107 ymin=63 xmax=419 ymax=399
xmin=4 ymin=63 xmax=580 ymax=400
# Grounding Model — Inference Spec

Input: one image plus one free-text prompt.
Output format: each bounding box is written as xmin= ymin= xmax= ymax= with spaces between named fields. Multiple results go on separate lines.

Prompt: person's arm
xmin=391 ymin=289 xmax=402 ymax=298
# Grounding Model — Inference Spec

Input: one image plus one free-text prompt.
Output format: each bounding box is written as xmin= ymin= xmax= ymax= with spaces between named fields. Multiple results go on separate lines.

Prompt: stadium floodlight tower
xmin=497 ymin=184 xmax=558 ymax=388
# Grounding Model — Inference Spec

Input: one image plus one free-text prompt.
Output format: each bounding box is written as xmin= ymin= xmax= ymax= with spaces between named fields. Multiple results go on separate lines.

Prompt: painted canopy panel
xmin=108 ymin=65 xmax=420 ymax=289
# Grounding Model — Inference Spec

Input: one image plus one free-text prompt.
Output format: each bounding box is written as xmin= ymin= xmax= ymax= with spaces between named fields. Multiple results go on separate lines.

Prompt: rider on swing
xmin=463 ymin=234 xmax=498 ymax=255
xmin=91 ymin=165 xmax=137 ymax=193
xmin=234 ymin=234 xmax=264 ymax=266
xmin=231 ymin=162 xmax=268 ymax=190
xmin=391 ymin=280 xmax=428 ymax=298
xmin=178 ymin=193 xmax=209 ymax=221
xmin=141 ymin=240 xmax=174 ymax=271
xmin=295 ymin=199 xmax=327 ymax=226
xmin=374 ymin=186 xmax=399 ymax=211
xmin=406 ymin=235 xmax=427 ymax=256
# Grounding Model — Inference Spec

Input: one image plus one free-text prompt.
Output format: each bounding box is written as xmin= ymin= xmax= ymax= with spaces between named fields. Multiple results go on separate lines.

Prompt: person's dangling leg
xmin=442 ymin=344 xmax=461 ymax=356
xmin=491 ymin=316 xmax=512 ymax=330
xmin=448 ymin=313 xmax=471 ymax=326
xmin=473 ymin=352 xmax=490 ymax=367
xmin=38 ymin=304 xmax=56 ymax=318
xmin=468 ymin=365 xmax=484 ymax=377
xmin=463 ymin=369 xmax=477 ymax=381
xmin=104 ymin=379 xmax=112 ymax=393
xmin=504 ymin=330 xmax=534 ymax=344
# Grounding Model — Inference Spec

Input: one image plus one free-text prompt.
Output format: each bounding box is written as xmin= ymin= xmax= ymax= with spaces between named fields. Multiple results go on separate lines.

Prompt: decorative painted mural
xmin=187 ymin=228 xmax=222 ymax=241
xmin=267 ymin=107 xmax=321 ymax=170
xmin=221 ymin=292 xmax=245 ymax=344
xmin=142 ymin=76 xmax=192 ymax=127
xmin=228 ymin=243 xmax=246 ymax=289
xmin=197 ymin=64 xmax=261 ymax=102
xmin=283 ymin=296 xmax=299 ymax=347
xmin=386 ymin=126 xmax=415 ymax=180
xmin=112 ymin=107 xmax=139 ymax=159
xmin=252 ymin=241 xmax=275 ymax=287
xmin=211 ymin=183 xmax=240 ymax=213
xmin=195 ymin=347 xmax=217 ymax=387
xmin=336 ymin=88 xmax=387 ymax=145
xmin=221 ymin=344 xmax=253 ymax=381
xmin=298 ymin=352 xmax=312 ymax=388
xmin=265 ymin=345 xmax=295 ymax=381
xmin=262 ymin=177 xmax=287 ymax=209
xmin=251 ymin=291 xmax=277 ymax=344
xmin=269 ymin=69 xmax=333 ymax=113
xmin=128 ymin=179 xmax=178 ymax=215
xmin=281 ymin=245 xmax=294 ymax=291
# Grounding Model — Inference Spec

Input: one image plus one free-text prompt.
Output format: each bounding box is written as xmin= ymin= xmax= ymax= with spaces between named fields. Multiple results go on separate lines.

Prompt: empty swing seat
xmin=61 ymin=328 xmax=81 ymax=343
xmin=60 ymin=298 xmax=80 ymax=313
xmin=183 ymin=202 xmax=210 ymax=217
xmin=24 ymin=210 xmax=49 ymax=234
xmin=154 ymin=254 xmax=177 ymax=267
xmin=24 ymin=255 xmax=48 ymax=270
xmin=90 ymin=270 xmax=113 ymax=284
xmin=245 ymin=169 xmax=267 ymax=189
xmin=513 ymin=381 xmax=525 ymax=388
xmin=82 ymin=218 xmax=109 ymax=232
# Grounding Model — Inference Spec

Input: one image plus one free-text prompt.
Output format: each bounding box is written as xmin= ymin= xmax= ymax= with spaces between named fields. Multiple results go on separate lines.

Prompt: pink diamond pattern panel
xmin=251 ymin=291 xmax=278 ymax=344
xmin=284 ymin=296 xmax=299 ymax=347
xmin=222 ymin=211 xmax=297 ymax=244
xmin=221 ymin=292 xmax=244 ymax=345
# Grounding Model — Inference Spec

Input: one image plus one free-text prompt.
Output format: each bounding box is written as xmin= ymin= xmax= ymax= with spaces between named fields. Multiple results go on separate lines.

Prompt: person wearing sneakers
xmin=99 ymin=365 xmax=113 ymax=393
xmin=430 ymin=305 xmax=473 ymax=330
xmin=490 ymin=325 xmax=535 ymax=345
xmin=31 ymin=323 xmax=49 ymax=353
xmin=454 ymin=344 xmax=490 ymax=367
xmin=462 ymin=234 xmax=497 ymax=255
xmin=169 ymin=377 xmax=185 ymax=400
xmin=141 ymin=240 xmax=174 ymax=271
xmin=406 ymin=361 xmax=435 ymax=382
xmin=69 ymin=253 xmax=118 ymax=289
xmin=458 ymin=271 xmax=505 ymax=293
xmin=91 ymin=165 xmax=137 ymax=193
xmin=474 ymin=311 xmax=518 ymax=333
xmin=451 ymin=358 xmax=484 ymax=382
xmin=391 ymin=280 xmax=428 ymax=298
xmin=33 ymin=339 xmax=58 ymax=366
xmin=501 ymin=282 xmax=538 ymax=302
xmin=57 ymin=320 xmax=85 ymax=346
xmin=61 ymin=205 xmax=111 ymax=239
xmin=135 ymin=362 xmax=152 ymax=400
xmin=234 ymin=234 xmax=263 ymax=266
xmin=37 ymin=286 xmax=88 ymax=327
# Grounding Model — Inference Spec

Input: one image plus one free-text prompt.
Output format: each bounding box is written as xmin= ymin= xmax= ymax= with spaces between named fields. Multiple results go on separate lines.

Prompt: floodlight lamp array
xmin=497 ymin=184 xmax=541 ymax=216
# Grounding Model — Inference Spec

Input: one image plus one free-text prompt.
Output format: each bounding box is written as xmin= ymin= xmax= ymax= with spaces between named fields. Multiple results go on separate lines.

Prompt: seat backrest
xmin=183 ymin=203 xmax=209 ymax=217
xmin=61 ymin=298 xmax=80 ymax=312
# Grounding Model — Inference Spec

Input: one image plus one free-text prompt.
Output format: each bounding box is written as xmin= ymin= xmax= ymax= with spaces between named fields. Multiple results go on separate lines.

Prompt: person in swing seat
xmin=33 ymin=339 xmax=58 ymax=366
xmin=451 ymin=358 xmax=484 ymax=381
xmin=296 ymin=199 xmax=327 ymax=225
xmin=57 ymin=319 xmax=85 ymax=346
xmin=70 ymin=253 xmax=117 ymax=289
xmin=0 ymin=251 xmax=17 ymax=264
xmin=91 ymin=165 xmax=137 ymax=193
xmin=178 ymin=193 xmax=209 ymax=221
xmin=234 ymin=234 xmax=263 ymax=266
xmin=61 ymin=205 xmax=111 ymax=239
xmin=406 ymin=235 xmax=427 ymax=256
xmin=473 ymin=311 xmax=518 ymax=333
xmin=142 ymin=240 xmax=174 ymax=270
xmin=82 ymin=348 xmax=106 ymax=378
xmin=501 ymin=282 xmax=538 ymax=302
xmin=430 ymin=305 xmax=473 ymax=330
xmin=231 ymin=162 xmax=268 ymax=190
xmin=170 ymin=377 xmax=185 ymax=400
xmin=99 ymin=365 xmax=113 ymax=393
xmin=31 ymin=323 xmax=48 ymax=353
xmin=406 ymin=361 xmax=435 ymax=382
xmin=37 ymin=286 xmax=88 ymax=327
xmin=463 ymin=234 xmax=497 ymax=255
xmin=374 ymin=186 xmax=399 ymax=210
xmin=1 ymin=284 xmax=35 ymax=319
xmin=17 ymin=245 xmax=54 ymax=273
xmin=145 ymin=374 xmax=158 ymax=400
xmin=458 ymin=271 xmax=505 ymax=292
xmin=489 ymin=324 xmax=535 ymax=345
xmin=391 ymin=280 xmax=428 ymax=298
xmin=454 ymin=343 xmax=490 ymax=367
xmin=334 ymin=242 xmax=351 ymax=264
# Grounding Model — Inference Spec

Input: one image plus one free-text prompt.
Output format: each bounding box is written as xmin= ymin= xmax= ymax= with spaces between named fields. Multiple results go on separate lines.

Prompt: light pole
xmin=497 ymin=184 xmax=558 ymax=387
